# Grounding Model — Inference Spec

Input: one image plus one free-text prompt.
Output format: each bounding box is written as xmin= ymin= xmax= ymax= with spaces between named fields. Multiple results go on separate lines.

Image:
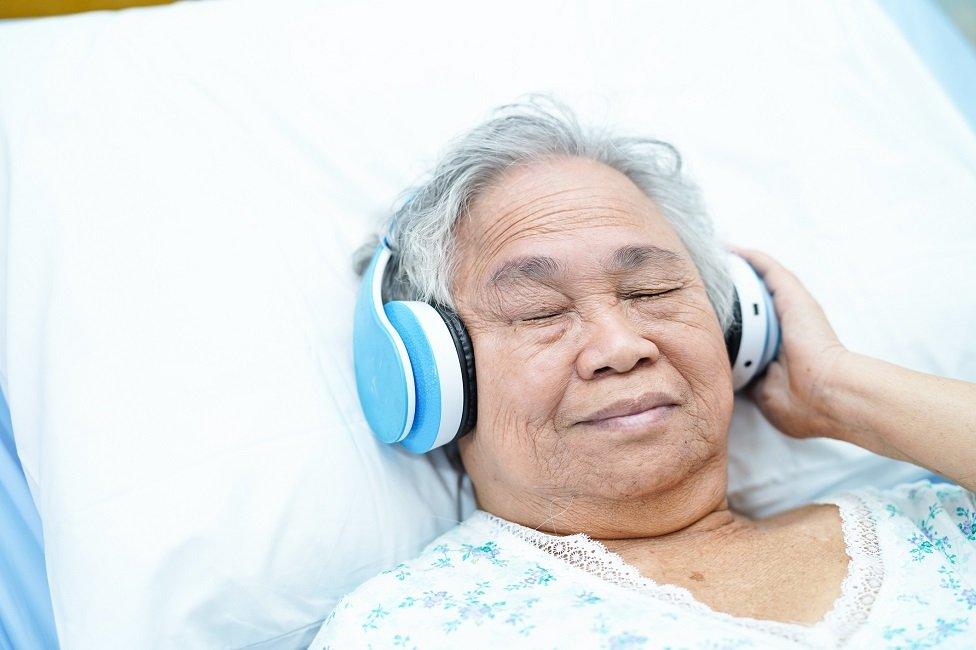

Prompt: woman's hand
xmin=728 ymin=247 xmax=850 ymax=440
xmin=730 ymin=246 xmax=976 ymax=492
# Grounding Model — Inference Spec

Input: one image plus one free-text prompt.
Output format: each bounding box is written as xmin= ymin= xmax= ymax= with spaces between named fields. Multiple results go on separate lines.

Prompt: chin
xmin=597 ymin=437 xmax=726 ymax=500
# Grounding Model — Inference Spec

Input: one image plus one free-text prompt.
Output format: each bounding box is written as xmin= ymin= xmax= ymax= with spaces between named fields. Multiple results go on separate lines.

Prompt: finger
xmin=730 ymin=248 xmax=810 ymax=303
xmin=745 ymin=380 xmax=762 ymax=405
xmin=729 ymin=247 xmax=777 ymax=277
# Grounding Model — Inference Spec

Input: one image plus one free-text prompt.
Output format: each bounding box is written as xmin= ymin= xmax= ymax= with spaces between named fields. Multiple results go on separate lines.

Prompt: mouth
xmin=576 ymin=391 xmax=679 ymax=432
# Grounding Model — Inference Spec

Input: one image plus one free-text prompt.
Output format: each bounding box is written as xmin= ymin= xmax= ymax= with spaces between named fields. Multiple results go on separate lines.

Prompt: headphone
xmin=353 ymin=238 xmax=780 ymax=454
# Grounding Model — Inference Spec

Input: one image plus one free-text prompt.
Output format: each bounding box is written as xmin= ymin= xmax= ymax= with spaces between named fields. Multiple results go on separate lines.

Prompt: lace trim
xmin=470 ymin=490 xmax=884 ymax=646
xmin=813 ymin=491 xmax=885 ymax=644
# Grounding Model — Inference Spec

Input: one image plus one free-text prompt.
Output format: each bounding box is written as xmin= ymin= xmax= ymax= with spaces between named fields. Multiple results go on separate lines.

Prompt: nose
xmin=576 ymin=304 xmax=661 ymax=379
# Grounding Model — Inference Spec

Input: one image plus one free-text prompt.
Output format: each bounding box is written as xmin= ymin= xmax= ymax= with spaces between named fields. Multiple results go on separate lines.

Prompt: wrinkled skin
xmin=452 ymin=156 xmax=735 ymax=538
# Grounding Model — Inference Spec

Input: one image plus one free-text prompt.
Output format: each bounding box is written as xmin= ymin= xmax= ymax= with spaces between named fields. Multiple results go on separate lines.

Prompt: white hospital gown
xmin=310 ymin=480 xmax=976 ymax=648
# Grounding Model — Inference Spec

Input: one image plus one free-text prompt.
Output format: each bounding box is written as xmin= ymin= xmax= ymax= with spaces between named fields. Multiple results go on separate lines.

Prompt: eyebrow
xmin=607 ymin=245 xmax=683 ymax=273
xmin=487 ymin=245 xmax=683 ymax=289
xmin=488 ymin=255 xmax=564 ymax=288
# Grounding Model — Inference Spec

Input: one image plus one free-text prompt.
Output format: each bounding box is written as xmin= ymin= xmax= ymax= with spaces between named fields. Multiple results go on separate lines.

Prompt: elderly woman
xmin=313 ymin=98 xmax=976 ymax=649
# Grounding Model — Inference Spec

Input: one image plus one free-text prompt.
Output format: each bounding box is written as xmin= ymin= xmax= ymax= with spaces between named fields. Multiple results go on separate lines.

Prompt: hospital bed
xmin=1 ymin=1 xmax=974 ymax=647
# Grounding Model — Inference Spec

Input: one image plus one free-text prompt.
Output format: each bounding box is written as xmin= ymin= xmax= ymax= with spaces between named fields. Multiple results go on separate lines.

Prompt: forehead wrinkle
xmin=480 ymin=207 xmax=611 ymax=274
xmin=481 ymin=187 xmax=648 ymax=245
xmin=470 ymin=186 xmax=579 ymax=254
xmin=457 ymin=165 xmax=668 ymax=305
xmin=473 ymin=175 xmax=650 ymax=240
xmin=470 ymin=195 xmax=649 ymax=286
xmin=476 ymin=192 xmax=611 ymax=260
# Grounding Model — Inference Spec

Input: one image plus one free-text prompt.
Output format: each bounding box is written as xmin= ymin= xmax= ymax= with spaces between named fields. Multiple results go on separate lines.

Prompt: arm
xmin=731 ymin=247 xmax=976 ymax=493
xmin=818 ymin=351 xmax=976 ymax=492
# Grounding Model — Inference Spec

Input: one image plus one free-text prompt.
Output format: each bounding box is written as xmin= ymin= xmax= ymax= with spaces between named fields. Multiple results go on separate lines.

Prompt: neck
xmin=595 ymin=496 xmax=753 ymax=560
xmin=478 ymin=455 xmax=750 ymax=542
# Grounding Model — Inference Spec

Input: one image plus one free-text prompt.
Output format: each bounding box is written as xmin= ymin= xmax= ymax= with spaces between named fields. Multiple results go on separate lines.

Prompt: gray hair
xmin=355 ymin=94 xmax=734 ymax=332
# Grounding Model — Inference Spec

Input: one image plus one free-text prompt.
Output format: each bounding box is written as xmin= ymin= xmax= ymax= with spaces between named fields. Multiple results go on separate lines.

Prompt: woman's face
xmin=452 ymin=157 xmax=734 ymax=536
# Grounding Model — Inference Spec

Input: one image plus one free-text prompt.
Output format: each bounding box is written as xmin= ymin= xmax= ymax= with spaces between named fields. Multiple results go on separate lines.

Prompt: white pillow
xmin=1 ymin=0 xmax=973 ymax=647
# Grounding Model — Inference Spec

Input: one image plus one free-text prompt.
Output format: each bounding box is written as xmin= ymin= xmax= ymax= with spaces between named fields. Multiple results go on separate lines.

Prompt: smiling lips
xmin=577 ymin=391 xmax=679 ymax=431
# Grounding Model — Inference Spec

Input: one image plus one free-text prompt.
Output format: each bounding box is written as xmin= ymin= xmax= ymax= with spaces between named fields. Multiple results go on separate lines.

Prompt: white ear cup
xmin=726 ymin=254 xmax=777 ymax=391
xmin=758 ymin=283 xmax=781 ymax=370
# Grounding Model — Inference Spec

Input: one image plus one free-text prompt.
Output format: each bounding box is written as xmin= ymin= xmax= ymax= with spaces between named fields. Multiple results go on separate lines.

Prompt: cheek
xmin=466 ymin=329 xmax=577 ymax=484
xmin=655 ymin=323 xmax=734 ymax=432
xmin=475 ymin=329 xmax=573 ymax=428
xmin=667 ymin=331 xmax=730 ymax=390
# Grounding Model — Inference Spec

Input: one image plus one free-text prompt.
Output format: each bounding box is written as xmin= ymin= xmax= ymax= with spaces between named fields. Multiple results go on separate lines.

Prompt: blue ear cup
xmin=353 ymin=244 xmax=416 ymax=443
xmin=353 ymin=241 xmax=478 ymax=453
xmin=724 ymin=253 xmax=781 ymax=391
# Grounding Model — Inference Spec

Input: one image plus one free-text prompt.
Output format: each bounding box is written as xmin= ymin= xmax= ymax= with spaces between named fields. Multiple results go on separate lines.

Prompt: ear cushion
xmin=724 ymin=286 xmax=743 ymax=365
xmin=434 ymin=307 xmax=478 ymax=437
xmin=384 ymin=302 xmax=443 ymax=453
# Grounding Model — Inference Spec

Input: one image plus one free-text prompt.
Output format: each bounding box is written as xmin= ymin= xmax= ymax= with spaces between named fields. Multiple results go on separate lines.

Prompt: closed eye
xmin=627 ymin=288 xmax=680 ymax=300
xmin=524 ymin=312 xmax=564 ymax=322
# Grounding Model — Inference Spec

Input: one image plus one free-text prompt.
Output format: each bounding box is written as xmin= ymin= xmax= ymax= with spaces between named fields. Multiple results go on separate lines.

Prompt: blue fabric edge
xmin=0 ymin=388 xmax=59 ymax=649
xmin=876 ymin=0 xmax=976 ymax=133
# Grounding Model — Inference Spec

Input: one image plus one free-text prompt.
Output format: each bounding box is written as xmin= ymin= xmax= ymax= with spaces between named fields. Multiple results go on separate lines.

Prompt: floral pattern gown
xmin=309 ymin=480 xmax=976 ymax=649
